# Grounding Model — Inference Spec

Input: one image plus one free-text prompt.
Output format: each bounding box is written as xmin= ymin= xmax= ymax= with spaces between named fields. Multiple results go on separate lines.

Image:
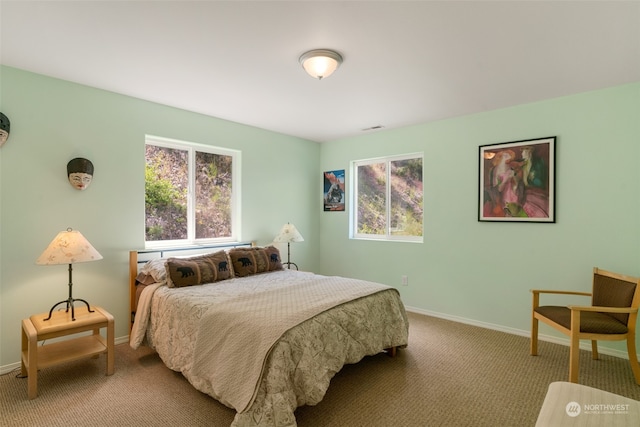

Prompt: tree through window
xmin=145 ymin=136 xmax=240 ymax=246
xmin=352 ymin=154 xmax=423 ymax=241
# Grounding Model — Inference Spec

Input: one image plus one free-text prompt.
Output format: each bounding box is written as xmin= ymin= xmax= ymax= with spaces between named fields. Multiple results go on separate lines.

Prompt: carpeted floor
xmin=2 ymin=312 xmax=639 ymax=426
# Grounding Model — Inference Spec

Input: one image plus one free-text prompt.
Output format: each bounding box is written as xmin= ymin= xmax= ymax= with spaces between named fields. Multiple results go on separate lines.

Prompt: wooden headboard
xmin=129 ymin=242 xmax=254 ymax=330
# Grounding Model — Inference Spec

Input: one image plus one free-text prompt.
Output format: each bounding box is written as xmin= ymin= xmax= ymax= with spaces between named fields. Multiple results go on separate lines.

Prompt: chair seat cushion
xmin=535 ymin=305 xmax=629 ymax=334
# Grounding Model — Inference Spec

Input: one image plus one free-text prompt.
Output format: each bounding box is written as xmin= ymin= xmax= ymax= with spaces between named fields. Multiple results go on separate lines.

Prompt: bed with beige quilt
xmin=129 ymin=244 xmax=409 ymax=427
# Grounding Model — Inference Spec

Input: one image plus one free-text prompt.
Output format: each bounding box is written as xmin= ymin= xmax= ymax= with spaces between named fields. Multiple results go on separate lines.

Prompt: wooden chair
xmin=531 ymin=267 xmax=640 ymax=384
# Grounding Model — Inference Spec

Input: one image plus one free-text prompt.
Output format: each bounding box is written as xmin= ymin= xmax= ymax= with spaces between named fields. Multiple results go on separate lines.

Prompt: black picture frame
xmin=479 ymin=136 xmax=556 ymax=222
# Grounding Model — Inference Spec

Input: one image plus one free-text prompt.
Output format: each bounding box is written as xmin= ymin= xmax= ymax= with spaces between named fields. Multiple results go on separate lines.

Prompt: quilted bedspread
xmin=131 ymin=270 xmax=409 ymax=427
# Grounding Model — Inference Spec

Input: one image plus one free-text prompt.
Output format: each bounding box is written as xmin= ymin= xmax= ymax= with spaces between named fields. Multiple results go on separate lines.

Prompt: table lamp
xmin=273 ymin=223 xmax=304 ymax=270
xmin=36 ymin=228 xmax=103 ymax=321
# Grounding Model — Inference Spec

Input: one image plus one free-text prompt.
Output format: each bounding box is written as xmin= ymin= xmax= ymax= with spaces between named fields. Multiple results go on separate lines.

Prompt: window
xmin=351 ymin=153 xmax=423 ymax=242
xmin=145 ymin=136 xmax=240 ymax=247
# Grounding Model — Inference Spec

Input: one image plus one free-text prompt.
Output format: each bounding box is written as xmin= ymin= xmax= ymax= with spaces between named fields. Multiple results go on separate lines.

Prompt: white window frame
xmin=350 ymin=152 xmax=423 ymax=243
xmin=145 ymin=135 xmax=241 ymax=248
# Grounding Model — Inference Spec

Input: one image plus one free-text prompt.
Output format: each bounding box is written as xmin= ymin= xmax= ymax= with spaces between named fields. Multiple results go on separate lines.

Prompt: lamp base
xmin=283 ymin=262 xmax=299 ymax=270
xmin=284 ymin=242 xmax=299 ymax=270
xmin=43 ymin=298 xmax=94 ymax=321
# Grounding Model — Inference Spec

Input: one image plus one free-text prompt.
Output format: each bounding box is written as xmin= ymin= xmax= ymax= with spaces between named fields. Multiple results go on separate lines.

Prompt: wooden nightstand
xmin=20 ymin=305 xmax=114 ymax=399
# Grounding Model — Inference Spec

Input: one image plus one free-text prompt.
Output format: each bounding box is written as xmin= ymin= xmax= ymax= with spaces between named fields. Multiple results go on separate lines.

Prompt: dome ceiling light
xmin=299 ymin=49 xmax=343 ymax=80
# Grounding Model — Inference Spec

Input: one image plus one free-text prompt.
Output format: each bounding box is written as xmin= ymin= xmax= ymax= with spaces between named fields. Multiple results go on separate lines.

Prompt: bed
xmin=128 ymin=243 xmax=409 ymax=427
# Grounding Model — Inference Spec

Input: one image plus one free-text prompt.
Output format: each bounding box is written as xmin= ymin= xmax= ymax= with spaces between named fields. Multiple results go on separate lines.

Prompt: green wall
xmin=1 ymin=65 xmax=638 ymax=368
xmin=0 ymin=66 xmax=320 ymax=366
xmin=319 ymin=83 xmax=640 ymax=353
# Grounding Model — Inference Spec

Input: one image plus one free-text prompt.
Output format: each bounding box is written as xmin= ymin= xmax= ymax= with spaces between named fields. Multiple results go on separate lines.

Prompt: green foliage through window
xmin=352 ymin=154 xmax=423 ymax=241
xmin=145 ymin=137 xmax=239 ymax=245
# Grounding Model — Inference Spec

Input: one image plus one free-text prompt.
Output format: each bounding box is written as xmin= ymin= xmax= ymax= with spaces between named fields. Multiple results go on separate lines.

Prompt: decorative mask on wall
xmin=0 ymin=113 xmax=10 ymax=147
xmin=67 ymin=158 xmax=94 ymax=191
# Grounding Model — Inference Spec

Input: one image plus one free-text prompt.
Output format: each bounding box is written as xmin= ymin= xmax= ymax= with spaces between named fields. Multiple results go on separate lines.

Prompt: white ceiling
xmin=1 ymin=1 xmax=639 ymax=143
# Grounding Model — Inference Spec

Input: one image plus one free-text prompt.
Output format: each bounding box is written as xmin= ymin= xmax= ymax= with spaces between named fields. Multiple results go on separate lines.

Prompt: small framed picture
xmin=479 ymin=137 xmax=556 ymax=222
xmin=324 ymin=169 xmax=345 ymax=211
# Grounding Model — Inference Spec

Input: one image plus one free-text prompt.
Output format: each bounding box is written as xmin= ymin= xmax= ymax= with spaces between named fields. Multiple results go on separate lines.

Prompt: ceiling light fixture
xmin=299 ymin=49 xmax=343 ymax=80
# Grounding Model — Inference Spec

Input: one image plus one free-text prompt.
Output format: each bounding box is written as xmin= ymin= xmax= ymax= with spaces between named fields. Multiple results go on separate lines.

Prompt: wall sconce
xmin=0 ymin=112 xmax=10 ymax=147
xmin=299 ymin=49 xmax=343 ymax=80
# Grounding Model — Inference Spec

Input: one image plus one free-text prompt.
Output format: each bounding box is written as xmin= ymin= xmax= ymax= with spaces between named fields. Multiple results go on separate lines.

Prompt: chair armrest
xmin=531 ymin=289 xmax=592 ymax=310
xmin=531 ymin=289 xmax=592 ymax=297
xmin=568 ymin=305 xmax=639 ymax=314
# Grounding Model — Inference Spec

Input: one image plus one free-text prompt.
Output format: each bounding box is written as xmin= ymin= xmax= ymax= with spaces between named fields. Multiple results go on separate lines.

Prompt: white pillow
xmin=140 ymin=258 xmax=167 ymax=283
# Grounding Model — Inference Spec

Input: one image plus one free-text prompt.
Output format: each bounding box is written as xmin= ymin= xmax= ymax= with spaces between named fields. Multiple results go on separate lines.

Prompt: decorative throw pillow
xmin=206 ymin=251 xmax=233 ymax=280
xmin=262 ymin=246 xmax=283 ymax=271
xmin=229 ymin=249 xmax=259 ymax=277
xmin=229 ymin=246 xmax=283 ymax=276
xmin=251 ymin=248 xmax=270 ymax=273
xmin=165 ymin=251 xmax=233 ymax=288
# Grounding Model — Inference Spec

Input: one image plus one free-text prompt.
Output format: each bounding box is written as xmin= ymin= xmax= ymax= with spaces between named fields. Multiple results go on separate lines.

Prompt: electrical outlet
xmin=401 ymin=275 xmax=408 ymax=286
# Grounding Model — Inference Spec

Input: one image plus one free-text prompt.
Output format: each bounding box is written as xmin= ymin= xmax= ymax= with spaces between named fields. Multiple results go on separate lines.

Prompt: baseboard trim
xmin=404 ymin=305 xmax=634 ymax=361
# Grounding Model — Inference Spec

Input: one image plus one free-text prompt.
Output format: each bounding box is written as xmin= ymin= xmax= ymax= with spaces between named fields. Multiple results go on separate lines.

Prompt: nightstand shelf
xmin=29 ymin=334 xmax=108 ymax=369
xmin=21 ymin=305 xmax=114 ymax=399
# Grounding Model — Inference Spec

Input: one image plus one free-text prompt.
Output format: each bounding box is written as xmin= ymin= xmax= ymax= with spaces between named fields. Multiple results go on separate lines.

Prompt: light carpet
xmin=2 ymin=312 xmax=639 ymax=426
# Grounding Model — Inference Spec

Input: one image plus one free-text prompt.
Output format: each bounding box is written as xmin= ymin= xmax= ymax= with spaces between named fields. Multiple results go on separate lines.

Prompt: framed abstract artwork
xmin=323 ymin=169 xmax=345 ymax=211
xmin=479 ymin=136 xmax=556 ymax=222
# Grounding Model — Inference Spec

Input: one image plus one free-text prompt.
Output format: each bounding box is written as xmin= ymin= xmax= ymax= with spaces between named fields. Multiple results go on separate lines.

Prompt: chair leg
xmin=569 ymin=334 xmax=580 ymax=383
xmin=626 ymin=335 xmax=640 ymax=385
xmin=591 ymin=340 xmax=599 ymax=360
xmin=531 ymin=292 xmax=540 ymax=356
xmin=531 ymin=315 xmax=539 ymax=356
xmin=569 ymin=311 xmax=580 ymax=383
